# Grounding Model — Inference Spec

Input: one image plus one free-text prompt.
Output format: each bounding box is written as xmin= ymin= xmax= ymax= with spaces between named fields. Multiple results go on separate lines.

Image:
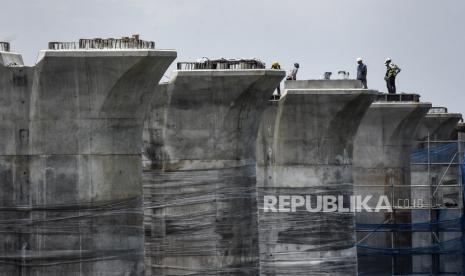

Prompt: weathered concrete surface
xmin=353 ymin=101 xmax=431 ymax=275
xmin=410 ymin=110 xmax=463 ymax=274
xmin=284 ymin=79 xmax=363 ymax=89
xmin=0 ymin=52 xmax=24 ymax=66
xmin=0 ymin=49 xmax=176 ymax=276
xmin=257 ymin=85 xmax=377 ymax=275
xmin=142 ymin=69 xmax=285 ymax=276
xmin=0 ymin=52 xmax=33 ymax=276
xmin=414 ymin=111 xmax=462 ymax=142
xmin=458 ymin=122 xmax=465 ymax=132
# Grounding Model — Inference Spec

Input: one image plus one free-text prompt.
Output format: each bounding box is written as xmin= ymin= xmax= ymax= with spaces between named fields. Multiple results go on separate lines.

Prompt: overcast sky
xmin=1 ymin=0 xmax=464 ymax=114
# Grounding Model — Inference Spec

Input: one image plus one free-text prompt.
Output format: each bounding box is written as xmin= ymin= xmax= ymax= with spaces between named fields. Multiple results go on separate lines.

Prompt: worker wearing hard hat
xmin=356 ymin=58 xmax=368 ymax=89
xmin=286 ymin=63 xmax=299 ymax=81
xmin=384 ymin=58 xmax=402 ymax=94
xmin=271 ymin=61 xmax=282 ymax=96
xmin=271 ymin=61 xmax=281 ymax=70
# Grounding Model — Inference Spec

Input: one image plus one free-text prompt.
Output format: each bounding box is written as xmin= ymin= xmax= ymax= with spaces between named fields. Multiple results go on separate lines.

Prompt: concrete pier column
xmin=26 ymin=49 xmax=176 ymax=275
xmin=353 ymin=99 xmax=431 ymax=275
xmin=410 ymin=108 xmax=462 ymax=274
xmin=0 ymin=52 xmax=32 ymax=276
xmin=256 ymin=80 xmax=377 ymax=275
xmin=142 ymin=69 xmax=285 ymax=275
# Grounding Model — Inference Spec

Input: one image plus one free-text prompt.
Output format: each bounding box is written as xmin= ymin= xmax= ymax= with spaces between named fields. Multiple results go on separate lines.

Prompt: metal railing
xmin=376 ymin=93 xmax=420 ymax=102
xmin=177 ymin=58 xmax=266 ymax=70
xmin=48 ymin=35 xmax=155 ymax=50
xmin=0 ymin=42 xmax=10 ymax=52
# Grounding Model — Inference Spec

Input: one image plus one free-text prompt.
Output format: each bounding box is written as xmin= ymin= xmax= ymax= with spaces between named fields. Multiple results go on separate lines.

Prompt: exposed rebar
xmin=48 ymin=35 xmax=155 ymax=50
xmin=177 ymin=58 xmax=266 ymax=70
xmin=0 ymin=42 xmax=10 ymax=52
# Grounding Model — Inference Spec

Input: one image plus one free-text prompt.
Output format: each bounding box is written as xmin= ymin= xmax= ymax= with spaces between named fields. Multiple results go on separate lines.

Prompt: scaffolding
xmin=355 ymin=134 xmax=465 ymax=275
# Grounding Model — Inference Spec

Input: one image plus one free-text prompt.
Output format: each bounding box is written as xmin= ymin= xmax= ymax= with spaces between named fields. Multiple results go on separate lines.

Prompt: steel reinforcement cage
xmin=0 ymin=42 xmax=10 ymax=52
xmin=48 ymin=36 xmax=155 ymax=50
xmin=177 ymin=58 xmax=266 ymax=70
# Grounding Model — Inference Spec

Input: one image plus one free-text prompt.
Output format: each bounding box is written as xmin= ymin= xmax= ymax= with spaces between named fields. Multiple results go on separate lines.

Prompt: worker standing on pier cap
xmin=271 ymin=61 xmax=282 ymax=96
xmin=286 ymin=63 xmax=299 ymax=80
xmin=384 ymin=58 xmax=401 ymax=94
xmin=356 ymin=57 xmax=368 ymax=89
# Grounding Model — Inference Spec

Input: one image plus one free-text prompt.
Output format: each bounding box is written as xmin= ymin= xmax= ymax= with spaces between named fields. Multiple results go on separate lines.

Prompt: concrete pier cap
xmin=142 ymin=60 xmax=285 ymax=275
xmin=354 ymin=98 xmax=432 ymax=170
xmin=353 ymin=94 xmax=432 ymax=275
xmin=415 ymin=107 xmax=462 ymax=142
xmin=0 ymin=37 xmax=177 ymax=275
xmin=256 ymin=79 xmax=378 ymax=275
xmin=0 ymin=42 xmax=24 ymax=66
xmin=143 ymin=67 xmax=285 ymax=170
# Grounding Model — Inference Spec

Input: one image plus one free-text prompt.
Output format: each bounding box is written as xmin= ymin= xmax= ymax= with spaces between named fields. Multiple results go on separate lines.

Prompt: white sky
xmin=1 ymin=0 xmax=464 ymax=114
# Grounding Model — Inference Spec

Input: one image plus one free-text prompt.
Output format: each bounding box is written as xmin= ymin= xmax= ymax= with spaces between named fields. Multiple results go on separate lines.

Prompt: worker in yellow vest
xmin=384 ymin=58 xmax=402 ymax=94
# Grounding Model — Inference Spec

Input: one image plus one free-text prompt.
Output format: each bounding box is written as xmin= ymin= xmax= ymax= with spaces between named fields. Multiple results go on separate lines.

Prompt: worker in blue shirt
xmin=356 ymin=58 xmax=368 ymax=89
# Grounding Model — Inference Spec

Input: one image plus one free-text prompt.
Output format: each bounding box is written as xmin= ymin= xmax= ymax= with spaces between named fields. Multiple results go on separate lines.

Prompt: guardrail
xmin=48 ymin=35 xmax=155 ymax=50
xmin=177 ymin=59 xmax=266 ymax=70
xmin=377 ymin=93 xmax=420 ymax=102
xmin=0 ymin=42 xmax=10 ymax=52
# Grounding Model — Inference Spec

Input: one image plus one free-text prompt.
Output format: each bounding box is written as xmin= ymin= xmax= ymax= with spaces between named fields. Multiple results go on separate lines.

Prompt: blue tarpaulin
xmin=462 ymin=150 xmax=465 ymax=194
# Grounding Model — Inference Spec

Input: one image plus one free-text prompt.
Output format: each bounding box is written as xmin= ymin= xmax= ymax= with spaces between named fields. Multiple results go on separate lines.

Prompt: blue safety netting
xmin=411 ymin=143 xmax=459 ymax=164
xmin=356 ymin=143 xmax=465 ymax=259
xmin=357 ymin=217 xmax=463 ymax=232
xmin=358 ymin=237 xmax=463 ymax=256
xmin=462 ymin=150 xmax=465 ymax=199
xmin=462 ymin=149 xmax=465 ymax=229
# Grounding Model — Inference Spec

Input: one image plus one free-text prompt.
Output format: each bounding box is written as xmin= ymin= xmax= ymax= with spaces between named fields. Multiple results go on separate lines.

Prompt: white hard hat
xmin=357 ymin=57 xmax=363 ymax=62
xmin=385 ymin=58 xmax=391 ymax=63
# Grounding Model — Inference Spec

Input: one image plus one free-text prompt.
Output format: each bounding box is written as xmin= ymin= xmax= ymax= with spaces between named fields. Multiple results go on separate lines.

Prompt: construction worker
xmin=286 ymin=63 xmax=299 ymax=80
xmin=384 ymin=58 xmax=401 ymax=94
xmin=356 ymin=58 xmax=368 ymax=89
xmin=271 ymin=61 xmax=282 ymax=96
xmin=271 ymin=61 xmax=281 ymax=70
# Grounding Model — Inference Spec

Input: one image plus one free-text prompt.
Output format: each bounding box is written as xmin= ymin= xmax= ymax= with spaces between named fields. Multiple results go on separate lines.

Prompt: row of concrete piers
xmin=0 ymin=39 xmax=463 ymax=275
